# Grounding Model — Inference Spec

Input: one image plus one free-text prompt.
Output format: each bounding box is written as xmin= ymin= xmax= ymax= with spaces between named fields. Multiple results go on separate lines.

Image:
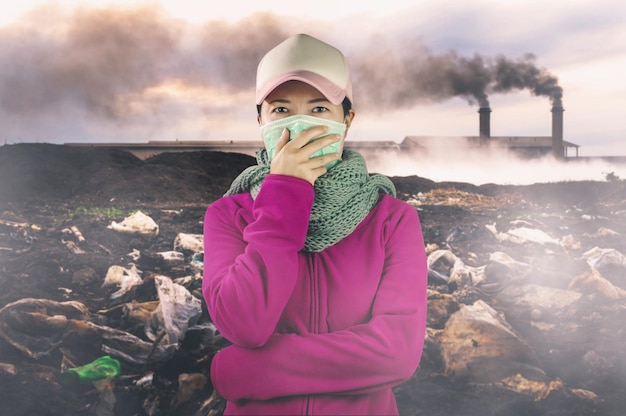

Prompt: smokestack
xmin=551 ymin=106 xmax=564 ymax=159
xmin=478 ymin=107 xmax=491 ymax=142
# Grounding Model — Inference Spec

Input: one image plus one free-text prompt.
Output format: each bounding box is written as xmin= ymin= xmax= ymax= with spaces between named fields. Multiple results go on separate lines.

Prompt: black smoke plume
xmin=349 ymin=38 xmax=563 ymax=109
xmin=0 ymin=6 xmax=289 ymax=123
xmin=0 ymin=6 xmax=182 ymax=119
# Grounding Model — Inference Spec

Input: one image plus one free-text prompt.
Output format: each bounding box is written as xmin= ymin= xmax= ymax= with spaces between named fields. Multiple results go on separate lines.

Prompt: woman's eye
xmin=312 ymin=106 xmax=328 ymax=113
xmin=272 ymin=107 xmax=288 ymax=113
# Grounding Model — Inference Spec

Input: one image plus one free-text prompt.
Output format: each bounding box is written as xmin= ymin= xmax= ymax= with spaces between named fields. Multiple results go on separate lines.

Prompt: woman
xmin=202 ymin=33 xmax=427 ymax=415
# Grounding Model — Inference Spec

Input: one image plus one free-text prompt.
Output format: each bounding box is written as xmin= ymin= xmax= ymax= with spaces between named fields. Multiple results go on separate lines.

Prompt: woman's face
xmin=258 ymin=80 xmax=354 ymax=127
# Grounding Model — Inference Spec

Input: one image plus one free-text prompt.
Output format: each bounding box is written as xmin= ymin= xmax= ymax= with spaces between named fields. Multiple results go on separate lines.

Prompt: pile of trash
xmin=394 ymin=189 xmax=626 ymax=415
xmin=1 ymin=144 xmax=626 ymax=416
xmin=0 ymin=209 xmax=228 ymax=415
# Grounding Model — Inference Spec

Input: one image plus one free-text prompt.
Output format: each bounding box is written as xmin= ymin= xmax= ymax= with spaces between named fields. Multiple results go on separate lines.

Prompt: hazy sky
xmin=1 ymin=0 xmax=625 ymax=159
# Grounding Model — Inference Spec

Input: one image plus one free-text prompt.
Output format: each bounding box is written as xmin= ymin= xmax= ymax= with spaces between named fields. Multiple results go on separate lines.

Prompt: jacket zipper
xmin=306 ymin=253 xmax=319 ymax=415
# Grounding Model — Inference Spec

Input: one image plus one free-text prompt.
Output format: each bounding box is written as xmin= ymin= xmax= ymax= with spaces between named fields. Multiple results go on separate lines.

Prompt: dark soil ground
xmin=1 ymin=143 xmax=625 ymax=415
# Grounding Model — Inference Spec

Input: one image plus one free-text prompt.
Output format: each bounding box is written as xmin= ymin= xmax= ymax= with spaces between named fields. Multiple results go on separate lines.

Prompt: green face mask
xmin=260 ymin=114 xmax=346 ymax=169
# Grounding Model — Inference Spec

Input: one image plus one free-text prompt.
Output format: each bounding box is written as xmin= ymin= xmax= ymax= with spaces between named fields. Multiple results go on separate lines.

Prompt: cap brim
xmin=256 ymin=70 xmax=348 ymax=106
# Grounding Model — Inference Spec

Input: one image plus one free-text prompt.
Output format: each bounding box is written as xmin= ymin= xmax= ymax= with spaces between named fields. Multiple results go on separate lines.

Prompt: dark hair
xmin=256 ymin=97 xmax=353 ymax=118
xmin=340 ymin=97 xmax=353 ymax=117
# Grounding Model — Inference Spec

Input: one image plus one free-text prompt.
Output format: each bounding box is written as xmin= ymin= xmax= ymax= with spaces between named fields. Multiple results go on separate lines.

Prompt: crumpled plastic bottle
xmin=60 ymin=355 xmax=121 ymax=384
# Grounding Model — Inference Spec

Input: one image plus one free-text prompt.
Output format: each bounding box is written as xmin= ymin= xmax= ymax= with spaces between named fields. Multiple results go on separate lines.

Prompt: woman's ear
xmin=344 ymin=109 xmax=355 ymax=130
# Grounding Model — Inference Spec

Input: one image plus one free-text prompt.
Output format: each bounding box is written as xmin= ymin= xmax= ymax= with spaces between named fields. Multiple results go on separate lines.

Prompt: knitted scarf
xmin=225 ymin=149 xmax=396 ymax=252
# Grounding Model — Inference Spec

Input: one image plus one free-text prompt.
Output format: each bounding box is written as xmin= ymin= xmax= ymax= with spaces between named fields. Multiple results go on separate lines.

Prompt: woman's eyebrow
xmin=269 ymin=98 xmax=290 ymax=105
xmin=308 ymin=98 xmax=330 ymax=104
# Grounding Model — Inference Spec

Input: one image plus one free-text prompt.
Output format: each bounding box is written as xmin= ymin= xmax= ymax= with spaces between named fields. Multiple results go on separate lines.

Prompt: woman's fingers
xmin=270 ymin=125 xmax=343 ymax=185
xmin=272 ymin=128 xmax=290 ymax=155
xmin=289 ymin=125 xmax=329 ymax=148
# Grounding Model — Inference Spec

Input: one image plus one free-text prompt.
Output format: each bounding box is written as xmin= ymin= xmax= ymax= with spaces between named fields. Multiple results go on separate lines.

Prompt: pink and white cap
xmin=256 ymin=34 xmax=353 ymax=106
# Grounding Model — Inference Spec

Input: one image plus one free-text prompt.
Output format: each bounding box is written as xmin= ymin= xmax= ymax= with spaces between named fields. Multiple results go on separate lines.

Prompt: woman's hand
xmin=270 ymin=126 xmax=342 ymax=185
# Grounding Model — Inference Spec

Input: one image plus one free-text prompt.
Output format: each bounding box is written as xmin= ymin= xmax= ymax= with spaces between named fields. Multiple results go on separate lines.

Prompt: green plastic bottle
xmin=60 ymin=356 xmax=121 ymax=384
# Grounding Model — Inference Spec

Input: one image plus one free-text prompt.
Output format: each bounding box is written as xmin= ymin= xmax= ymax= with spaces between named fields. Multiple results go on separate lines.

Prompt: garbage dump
xmin=1 ymin=144 xmax=626 ymax=416
xmin=0 ymin=199 xmax=229 ymax=415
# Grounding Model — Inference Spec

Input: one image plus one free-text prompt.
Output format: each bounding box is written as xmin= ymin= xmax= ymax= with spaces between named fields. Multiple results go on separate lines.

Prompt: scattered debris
xmin=144 ymin=275 xmax=202 ymax=353
xmin=581 ymin=246 xmax=626 ymax=269
xmin=108 ymin=210 xmax=159 ymax=238
xmin=170 ymin=373 xmax=207 ymax=410
xmin=486 ymin=223 xmax=560 ymax=245
xmin=437 ymin=299 xmax=542 ymax=383
xmin=102 ymin=264 xmax=144 ymax=299
xmin=0 ymin=298 xmax=90 ymax=359
xmin=60 ymin=355 xmax=121 ymax=384
xmin=173 ymin=233 xmax=204 ymax=254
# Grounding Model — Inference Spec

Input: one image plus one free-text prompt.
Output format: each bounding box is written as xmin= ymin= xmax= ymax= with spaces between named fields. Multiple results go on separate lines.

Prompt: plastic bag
xmin=102 ymin=264 xmax=143 ymax=299
xmin=145 ymin=275 xmax=202 ymax=351
xmin=107 ymin=210 xmax=159 ymax=237
xmin=60 ymin=355 xmax=120 ymax=384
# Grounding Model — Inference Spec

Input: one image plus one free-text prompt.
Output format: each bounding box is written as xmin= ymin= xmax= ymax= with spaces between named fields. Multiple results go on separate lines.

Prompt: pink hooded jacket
xmin=202 ymin=174 xmax=428 ymax=415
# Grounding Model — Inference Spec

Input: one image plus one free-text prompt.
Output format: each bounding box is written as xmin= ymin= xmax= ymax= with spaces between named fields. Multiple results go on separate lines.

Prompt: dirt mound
xmin=4 ymin=143 xmax=621 ymax=209
xmin=0 ymin=143 xmax=256 ymax=206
